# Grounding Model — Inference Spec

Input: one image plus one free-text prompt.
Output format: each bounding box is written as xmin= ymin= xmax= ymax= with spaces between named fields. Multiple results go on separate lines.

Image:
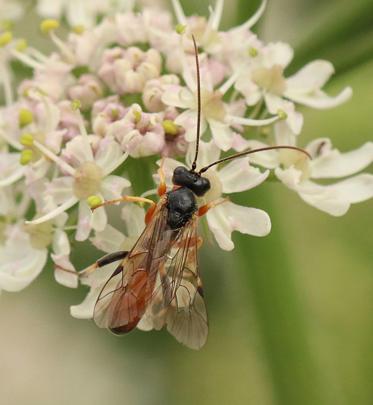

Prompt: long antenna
xmin=198 ymin=145 xmax=312 ymax=174
xmin=191 ymin=34 xmax=201 ymax=172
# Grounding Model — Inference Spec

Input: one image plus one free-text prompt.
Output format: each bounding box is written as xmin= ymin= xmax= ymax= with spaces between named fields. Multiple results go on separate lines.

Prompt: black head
xmin=172 ymin=166 xmax=210 ymax=197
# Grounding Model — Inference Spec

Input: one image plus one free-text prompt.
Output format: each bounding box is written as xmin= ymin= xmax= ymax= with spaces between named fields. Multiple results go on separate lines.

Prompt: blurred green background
xmin=1 ymin=1 xmax=372 ymax=404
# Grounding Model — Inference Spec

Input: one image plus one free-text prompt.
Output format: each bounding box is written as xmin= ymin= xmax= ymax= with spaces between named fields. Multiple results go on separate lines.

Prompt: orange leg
xmin=55 ymin=251 xmax=128 ymax=279
xmin=157 ymin=162 xmax=167 ymax=196
xmin=91 ymin=195 xmax=155 ymax=211
xmin=198 ymin=198 xmax=229 ymax=217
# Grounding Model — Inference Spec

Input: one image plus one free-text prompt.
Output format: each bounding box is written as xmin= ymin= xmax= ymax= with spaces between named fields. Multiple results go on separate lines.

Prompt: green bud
xmin=175 ymin=24 xmax=186 ymax=35
xmin=277 ymin=109 xmax=288 ymax=120
xmin=87 ymin=195 xmax=103 ymax=209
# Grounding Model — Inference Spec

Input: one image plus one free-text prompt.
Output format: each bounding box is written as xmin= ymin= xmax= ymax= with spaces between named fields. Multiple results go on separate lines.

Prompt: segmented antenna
xmin=198 ymin=145 xmax=312 ymax=174
xmin=191 ymin=34 xmax=201 ymax=172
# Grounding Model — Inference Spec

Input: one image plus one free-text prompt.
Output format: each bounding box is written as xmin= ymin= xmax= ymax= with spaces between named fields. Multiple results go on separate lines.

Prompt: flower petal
xmin=219 ymin=159 xmax=269 ymax=193
xmin=76 ymin=201 xmax=93 ymax=241
xmin=70 ymin=262 xmax=116 ymax=319
xmin=52 ymin=229 xmax=70 ymax=256
xmin=175 ymin=110 xmax=206 ymax=142
xmin=311 ymin=142 xmax=373 ymax=179
xmin=208 ymin=118 xmax=233 ymax=151
xmin=121 ymin=204 xmax=145 ymax=238
xmin=234 ymin=0 xmax=267 ymax=32
xmin=95 ymin=138 xmax=128 ymax=175
xmin=90 ymin=224 xmax=125 ymax=253
xmin=162 ymin=85 xmax=194 ymax=109
xmin=286 ymin=88 xmax=352 ymax=110
xmin=100 ymin=175 xmax=131 ymax=200
xmin=62 ymin=135 xmax=94 ymax=167
xmin=186 ymin=140 xmax=221 ymax=169
xmin=243 ymin=140 xmax=280 ymax=169
xmin=52 ymin=254 xmax=79 ymax=288
xmin=329 ymin=174 xmax=373 ymax=204
xmin=297 ymin=181 xmax=350 ymax=216
xmin=286 ymin=60 xmax=335 ymax=94
xmin=0 ymin=225 xmax=47 ymax=292
xmin=206 ymin=201 xmax=271 ymax=251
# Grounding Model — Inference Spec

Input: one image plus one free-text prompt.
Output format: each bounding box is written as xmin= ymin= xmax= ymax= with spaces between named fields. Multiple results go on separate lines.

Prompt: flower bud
xmin=277 ymin=109 xmax=288 ymax=120
xmin=68 ymin=75 xmax=103 ymax=110
xmin=87 ymin=195 xmax=103 ymax=209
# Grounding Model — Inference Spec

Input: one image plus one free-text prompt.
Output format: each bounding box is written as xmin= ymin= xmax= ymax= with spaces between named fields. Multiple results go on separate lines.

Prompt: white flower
xmin=249 ymin=136 xmax=373 ymax=216
xmin=36 ymin=0 xmax=135 ymax=28
xmin=0 ymin=224 xmax=48 ymax=292
xmin=159 ymin=140 xmax=271 ymax=250
xmin=162 ymin=59 xmax=279 ymax=151
xmin=235 ymin=44 xmax=352 ymax=127
xmin=169 ymin=0 xmax=267 ymax=57
xmin=26 ymin=115 xmax=130 ymax=241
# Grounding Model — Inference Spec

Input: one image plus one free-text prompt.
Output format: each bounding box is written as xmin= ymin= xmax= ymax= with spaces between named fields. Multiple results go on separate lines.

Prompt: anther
xmin=20 ymin=149 xmax=33 ymax=165
xmin=0 ymin=31 xmax=13 ymax=47
xmin=162 ymin=120 xmax=179 ymax=136
xmin=40 ymin=19 xmax=60 ymax=35
xmin=20 ymin=133 xmax=34 ymax=147
xmin=19 ymin=108 xmax=34 ymax=128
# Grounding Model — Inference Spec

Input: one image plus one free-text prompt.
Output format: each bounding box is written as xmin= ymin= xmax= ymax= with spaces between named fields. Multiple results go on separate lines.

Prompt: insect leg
xmin=157 ymin=162 xmax=167 ymax=196
xmin=56 ymin=251 xmax=128 ymax=278
xmin=198 ymin=197 xmax=229 ymax=217
xmin=79 ymin=251 xmax=129 ymax=277
xmin=91 ymin=196 xmax=155 ymax=211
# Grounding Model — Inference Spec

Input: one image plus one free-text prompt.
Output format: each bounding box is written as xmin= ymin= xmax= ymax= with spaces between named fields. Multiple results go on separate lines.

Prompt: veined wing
xmin=93 ymin=197 xmax=180 ymax=334
xmin=138 ymin=215 xmax=208 ymax=350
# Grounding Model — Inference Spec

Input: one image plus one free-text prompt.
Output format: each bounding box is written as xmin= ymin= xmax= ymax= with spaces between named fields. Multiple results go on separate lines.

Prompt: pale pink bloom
xmin=98 ymin=46 xmax=162 ymax=95
xmin=68 ymin=74 xmax=104 ymax=110
xmin=109 ymin=104 xmax=165 ymax=158
xmin=27 ymin=131 xmax=130 ymax=242
xmin=17 ymin=55 xmax=72 ymax=101
xmin=143 ymin=74 xmax=180 ymax=113
xmin=162 ymin=61 xmax=279 ymax=151
xmin=92 ymin=95 xmax=127 ymax=137
xmin=235 ymin=44 xmax=352 ymax=115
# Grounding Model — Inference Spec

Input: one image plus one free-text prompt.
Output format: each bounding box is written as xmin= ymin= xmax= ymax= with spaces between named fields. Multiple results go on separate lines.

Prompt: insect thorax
xmin=166 ymin=187 xmax=197 ymax=230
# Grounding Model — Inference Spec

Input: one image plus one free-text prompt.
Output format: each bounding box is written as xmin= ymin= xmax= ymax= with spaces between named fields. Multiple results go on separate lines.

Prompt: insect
xmin=72 ymin=35 xmax=310 ymax=350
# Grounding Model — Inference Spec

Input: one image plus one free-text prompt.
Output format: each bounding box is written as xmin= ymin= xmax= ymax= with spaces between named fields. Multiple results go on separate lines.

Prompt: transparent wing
xmin=139 ymin=216 xmax=208 ymax=350
xmin=93 ymin=199 xmax=179 ymax=333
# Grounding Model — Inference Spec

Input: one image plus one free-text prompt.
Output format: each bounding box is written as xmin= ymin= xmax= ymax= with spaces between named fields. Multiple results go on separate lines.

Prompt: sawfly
xmin=70 ymin=35 xmax=310 ymax=350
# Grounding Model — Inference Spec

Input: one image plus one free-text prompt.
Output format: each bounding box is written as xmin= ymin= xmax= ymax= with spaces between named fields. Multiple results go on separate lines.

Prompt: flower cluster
xmin=0 ymin=0 xmax=372 ymax=320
